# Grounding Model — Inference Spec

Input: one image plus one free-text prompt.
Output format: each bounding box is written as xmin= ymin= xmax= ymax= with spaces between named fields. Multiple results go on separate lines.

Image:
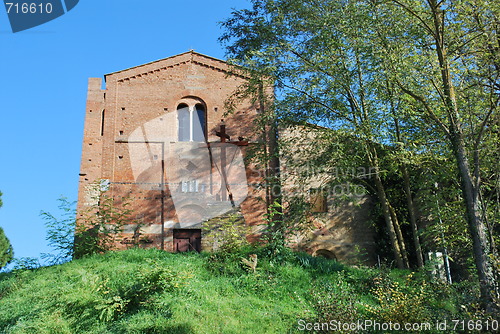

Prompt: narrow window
xmin=100 ymin=110 xmax=105 ymax=136
xmin=193 ymin=104 xmax=206 ymax=142
xmin=177 ymin=103 xmax=190 ymax=142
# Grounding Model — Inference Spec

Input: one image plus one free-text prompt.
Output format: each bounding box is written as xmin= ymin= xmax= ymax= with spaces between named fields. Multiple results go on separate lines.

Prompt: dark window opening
xmin=100 ymin=110 xmax=105 ymax=136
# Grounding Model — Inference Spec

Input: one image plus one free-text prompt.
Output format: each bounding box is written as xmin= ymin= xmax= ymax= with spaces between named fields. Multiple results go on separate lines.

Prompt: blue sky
xmin=0 ymin=0 xmax=248 ymax=265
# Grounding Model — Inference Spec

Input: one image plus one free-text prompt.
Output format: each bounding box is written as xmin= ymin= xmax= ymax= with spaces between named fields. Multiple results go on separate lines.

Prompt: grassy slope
xmin=0 ymin=248 xmax=485 ymax=334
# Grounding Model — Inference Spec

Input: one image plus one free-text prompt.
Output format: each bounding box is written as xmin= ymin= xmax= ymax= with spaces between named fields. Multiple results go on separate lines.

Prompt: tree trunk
xmin=259 ymin=82 xmax=282 ymax=231
xmin=402 ymin=164 xmax=424 ymax=268
xmin=394 ymin=118 xmax=424 ymax=267
xmin=452 ymin=133 xmax=496 ymax=311
xmin=428 ymin=0 xmax=496 ymax=310
xmin=388 ymin=203 xmax=410 ymax=268
xmin=367 ymin=143 xmax=406 ymax=269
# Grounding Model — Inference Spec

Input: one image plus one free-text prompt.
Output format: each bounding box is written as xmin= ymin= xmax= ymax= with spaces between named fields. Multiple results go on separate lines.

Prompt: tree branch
xmin=395 ymin=80 xmax=451 ymax=137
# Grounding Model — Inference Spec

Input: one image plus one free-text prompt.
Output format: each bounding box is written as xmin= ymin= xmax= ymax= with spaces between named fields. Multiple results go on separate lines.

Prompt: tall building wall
xmin=76 ymin=51 xmax=376 ymax=264
xmin=77 ymin=51 xmax=267 ymax=252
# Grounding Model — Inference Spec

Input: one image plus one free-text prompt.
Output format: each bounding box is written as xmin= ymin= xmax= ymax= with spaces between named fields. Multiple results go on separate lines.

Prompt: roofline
xmin=104 ymin=50 xmax=229 ymax=78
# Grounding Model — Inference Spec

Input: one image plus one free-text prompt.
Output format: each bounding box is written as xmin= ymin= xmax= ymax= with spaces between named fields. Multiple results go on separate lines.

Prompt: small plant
xmin=94 ymin=278 xmax=129 ymax=322
xmin=93 ymin=259 xmax=192 ymax=323
xmin=260 ymin=201 xmax=291 ymax=262
xmin=95 ymin=295 xmax=129 ymax=322
xmin=241 ymin=254 xmax=258 ymax=273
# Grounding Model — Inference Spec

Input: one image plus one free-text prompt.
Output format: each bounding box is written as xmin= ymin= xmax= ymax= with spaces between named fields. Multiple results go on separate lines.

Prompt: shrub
xmin=364 ymin=272 xmax=431 ymax=325
xmin=93 ymin=258 xmax=192 ymax=322
xmin=202 ymin=210 xmax=249 ymax=255
xmin=41 ymin=197 xmax=76 ymax=265
xmin=309 ymin=272 xmax=362 ymax=333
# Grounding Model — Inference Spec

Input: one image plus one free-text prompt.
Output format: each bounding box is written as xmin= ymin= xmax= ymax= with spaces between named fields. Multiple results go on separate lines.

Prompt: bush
xmin=310 ymin=272 xmax=362 ymax=331
xmin=364 ymin=272 xmax=432 ymax=325
xmin=202 ymin=210 xmax=250 ymax=255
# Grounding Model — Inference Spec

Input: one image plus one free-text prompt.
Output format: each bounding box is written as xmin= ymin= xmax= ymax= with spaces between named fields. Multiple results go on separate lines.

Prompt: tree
xmin=0 ymin=191 xmax=14 ymax=270
xmin=375 ymin=0 xmax=499 ymax=311
xmin=221 ymin=0 xmax=498 ymax=310
xmin=0 ymin=228 xmax=13 ymax=270
xmin=221 ymin=0 xmax=410 ymax=268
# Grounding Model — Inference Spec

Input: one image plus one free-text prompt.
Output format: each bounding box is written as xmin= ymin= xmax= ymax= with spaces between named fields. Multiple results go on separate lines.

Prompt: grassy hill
xmin=0 ymin=248 xmax=491 ymax=333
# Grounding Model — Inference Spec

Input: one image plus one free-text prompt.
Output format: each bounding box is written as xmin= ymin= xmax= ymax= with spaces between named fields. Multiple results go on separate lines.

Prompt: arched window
xmin=177 ymin=99 xmax=206 ymax=142
xmin=177 ymin=103 xmax=190 ymax=142
xmin=193 ymin=104 xmax=205 ymax=142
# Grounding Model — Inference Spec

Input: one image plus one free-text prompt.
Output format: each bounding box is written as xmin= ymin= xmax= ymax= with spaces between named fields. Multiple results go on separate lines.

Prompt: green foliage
xmin=39 ymin=188 xmax=136 ymax=263
xmin=92 ymin=259 xmax=192 ymax=322
xmin=294 ymin=252 xmax=344 ymax=275
xmin=0 ymin=248 xmax=491 ymax=333
xmin=0 ymin=227 xmax=13 ymax=271
xmin=74 ymin=182 xmax=136 ymax=258
xmin=0 ymin=192 xmax=14 ymax=271
xmin=202 ymin=210 xmax=250 ymax=255
xmin=221 ymin=0 xmax=500 ymax=305
xmin=41 ymin=197 xmax=76 ymax=265
xmin=364 ymin=272 xmax=432 ymax=325
xmin=309 ymin=273 xmax=362 ymax=332
xmin=10 ymin=257 xmax=40 ymax=271
xmin=260 ymin=201 xmax=293 ymax=262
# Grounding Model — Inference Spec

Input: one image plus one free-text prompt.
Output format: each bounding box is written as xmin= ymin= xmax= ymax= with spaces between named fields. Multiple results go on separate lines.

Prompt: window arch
xmin=177 ymin=98 xmax=206 ymax=142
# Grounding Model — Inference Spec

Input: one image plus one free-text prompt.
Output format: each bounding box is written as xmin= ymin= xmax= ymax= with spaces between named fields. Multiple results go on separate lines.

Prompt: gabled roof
xmin=104 ymin=50 xmax=242 ymax=83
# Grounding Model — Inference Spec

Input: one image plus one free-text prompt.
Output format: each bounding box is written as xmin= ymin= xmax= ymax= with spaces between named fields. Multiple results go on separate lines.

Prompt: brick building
xmin=77 ymin=51 xmax=376 ymax=263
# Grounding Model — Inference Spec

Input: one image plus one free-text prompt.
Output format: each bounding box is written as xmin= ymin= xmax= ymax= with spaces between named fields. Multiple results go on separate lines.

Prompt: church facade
xmin=77 ymin=51 xmax=376 ymax=264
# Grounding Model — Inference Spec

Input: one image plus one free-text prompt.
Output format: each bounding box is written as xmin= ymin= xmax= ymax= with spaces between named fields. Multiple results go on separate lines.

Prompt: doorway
xmin=173 ymin=229 xmax=201 ymax=252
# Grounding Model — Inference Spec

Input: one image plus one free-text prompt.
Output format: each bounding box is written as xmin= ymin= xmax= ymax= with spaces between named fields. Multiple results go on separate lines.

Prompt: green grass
xmin=0 ymin=248 xmax=488 ymax=333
